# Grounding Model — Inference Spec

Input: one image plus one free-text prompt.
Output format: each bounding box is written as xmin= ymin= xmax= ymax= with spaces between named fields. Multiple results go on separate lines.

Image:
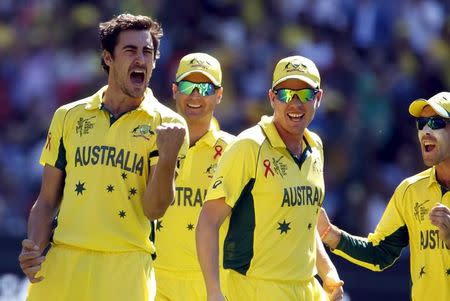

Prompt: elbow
xmin=144 ymin=207 xmax=168 ymax=221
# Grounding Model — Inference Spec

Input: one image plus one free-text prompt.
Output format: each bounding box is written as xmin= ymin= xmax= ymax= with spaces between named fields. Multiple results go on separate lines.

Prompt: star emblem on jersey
xmin=75 ymin=181 xmax=86 ymax=195
xmin=106 ymin=185 xmax=114 ymax=192
xmin=156 ymin=220 xmax=163 ymax=231
xmin=121 ymin=172 xmax=127 ymax=180
xmin=446 ymin=268 xmax=450 ymax=276
xmin=419 ymin=266 xmax=426 ymax=278
xmin=118 ymin=210 xmax=126 ymax=218
xmin=277 ymin=220 xmax=291 ymax=234
xmin=128 ymin=187 xmax=137 ymax=199
xmin=187 ymin=223 xmax=194 ymax=231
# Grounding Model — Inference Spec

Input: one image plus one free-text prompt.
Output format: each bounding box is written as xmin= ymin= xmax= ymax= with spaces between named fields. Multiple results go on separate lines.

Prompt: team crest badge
xmin=132 ymin=125 xmax=155 ymax=140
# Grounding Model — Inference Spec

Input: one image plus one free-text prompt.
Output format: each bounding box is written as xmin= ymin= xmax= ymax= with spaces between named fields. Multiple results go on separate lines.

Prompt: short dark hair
xmin=99 ymin=13 xmax=163 ymax=73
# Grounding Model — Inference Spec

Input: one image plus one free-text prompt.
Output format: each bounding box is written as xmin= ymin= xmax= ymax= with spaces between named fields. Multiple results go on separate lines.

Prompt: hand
xmin=429 ymin=203 xmax=450 ymax=245
xmin=323 ymin=273 xmax=344 ymax=301
xmin=18 ymin=239 xmax=45 ymax=283
xmin=156 ymin=123 xmax=186 ymax=161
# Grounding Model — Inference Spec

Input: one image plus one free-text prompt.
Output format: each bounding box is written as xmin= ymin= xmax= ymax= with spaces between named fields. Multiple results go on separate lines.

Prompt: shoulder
xmin=216 ymin=130 xmax=235 ymax=145
xmin=225 ymin=125 xmax=265 ymax=155
xmin=395 ymin=169 xmax=431 ymax=195
xmin=153 ymin=101 xmax=187 ymax=126
xmin=305 ymin=129 xmax=323 ymax=149
xmin=52 ymin=97 xmax=93 ymax=121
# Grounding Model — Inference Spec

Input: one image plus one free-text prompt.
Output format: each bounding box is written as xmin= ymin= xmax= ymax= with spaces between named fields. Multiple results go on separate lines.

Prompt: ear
xmin=268 ymin=89 xmax=276 ymax=109
xmin=215 ymin=87 xmax=223 ymax=104
xmin=172 ymin=83 xmax=178 ymax=99
xmin=314 ymin=89 xmax=323 ymax=110
xmin=103 ymin=50 xmax=113 ymax=67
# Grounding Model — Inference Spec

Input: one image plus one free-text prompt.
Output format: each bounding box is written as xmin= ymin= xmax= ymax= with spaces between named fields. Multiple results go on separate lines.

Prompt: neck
xmin=103 ymin=85 xmax=143 ymax=116
xmin=188 ymin=121 xmax=210 ymax=147
xmin=273 ymin=121 xmax=304 ymax=157
xmin=435 ymin=160 xmax=450 ymax=189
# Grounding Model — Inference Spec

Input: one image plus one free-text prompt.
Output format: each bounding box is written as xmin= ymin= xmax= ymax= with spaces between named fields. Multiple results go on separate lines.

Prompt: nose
xmin=189 ymin=88 xmax=201 ymax=97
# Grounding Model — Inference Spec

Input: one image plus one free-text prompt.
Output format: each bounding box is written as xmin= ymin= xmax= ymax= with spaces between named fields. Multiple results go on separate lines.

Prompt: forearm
xmin=196 ymin=212 xmax=222 ymax=296
xmin=325 ymin=228 xmax=407 ymax=271
xmin=28 ymin=201 xmax=58 ymax=252
xmin=316 ymin=232 xmax=339 ymax=280
xmin=143 ymin=156 xmax=177 ymax=220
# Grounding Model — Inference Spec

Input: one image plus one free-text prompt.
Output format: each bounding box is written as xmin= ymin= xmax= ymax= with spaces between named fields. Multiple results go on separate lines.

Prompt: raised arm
xmin=142 ymin=123 xmax=186 ymax=220
xmin=196 ymin=198 xmax=231 ymax=301
xmin=19 ymin=164 xmax=64 ymax=282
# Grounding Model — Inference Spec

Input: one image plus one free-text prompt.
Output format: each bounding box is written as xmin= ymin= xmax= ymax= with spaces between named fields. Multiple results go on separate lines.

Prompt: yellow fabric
xmin=39 ymin=86 xmax=188 ymax=253
xmin=175 ymin=52 xmax=222 ymax=86
xmin=153 ymin=125 xmax=234 ymax=269
xmin=272 ymin=56 xmax=321 ymax=89
xmin=27 ymin=244 xmax=152 ymax=301
xmin=226 ymin=270 xmax=327 ymax=301
xmin=333 ymin=167 xmax=450 ymax=301
xmin=409 ymin=91 xmax=450 ymax=118
xmin=206 ymin=115 xmax=325 ymax=281
xmin=154 ymin=268 xmax=229 ymax=301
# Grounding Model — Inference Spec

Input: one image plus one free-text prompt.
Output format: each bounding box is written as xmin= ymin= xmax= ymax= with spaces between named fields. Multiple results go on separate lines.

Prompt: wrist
xmin=322 ymin=225 xmax=341 ymax=249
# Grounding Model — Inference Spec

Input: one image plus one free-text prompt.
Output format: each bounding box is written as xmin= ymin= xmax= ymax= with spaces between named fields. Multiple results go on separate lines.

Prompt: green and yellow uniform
xmin=206 ymin=115 xmax=326 ymax=300
xmin=333 ymin=167 xmax=450 ymax=301
xmin=154 ymin=122 xmax=234 ymax=301
xmin=27 ymin=86 xmax=188 ymax=301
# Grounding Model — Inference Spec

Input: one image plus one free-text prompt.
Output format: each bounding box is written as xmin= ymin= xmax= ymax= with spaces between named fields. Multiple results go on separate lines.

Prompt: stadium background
xmin=0 ymin=0 xmax=448 ymax=300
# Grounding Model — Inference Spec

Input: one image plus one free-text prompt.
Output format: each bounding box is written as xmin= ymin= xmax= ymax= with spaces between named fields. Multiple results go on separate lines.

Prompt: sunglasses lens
xmin=275 ymin=89 xmax=316 ymax=103
xmin=178 ymin=81 xmax=195 ymax=95
xmin=416 ymin=117 xmax=448 ymax=130
xmin=178 ymin=81 xmax=216 ymax=96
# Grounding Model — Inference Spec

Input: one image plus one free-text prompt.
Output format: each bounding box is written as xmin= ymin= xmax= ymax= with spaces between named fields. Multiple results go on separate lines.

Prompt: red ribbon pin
xmin=45 ymin=133 xmax=52 ymax=150
xmin=263 ymin=159 xmax=274 ymax=177
xmin=214 ymin=145 xmax=223 ymax=159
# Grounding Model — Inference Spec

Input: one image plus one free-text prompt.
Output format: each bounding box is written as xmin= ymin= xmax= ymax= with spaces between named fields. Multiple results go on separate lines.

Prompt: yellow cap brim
xmin=175 ymin=70 xmax=221 ymax=87
xmin=272 ymin=75 xmax=318 ymax=89
xmin=409 ymin=99 xmax=450 ymax=118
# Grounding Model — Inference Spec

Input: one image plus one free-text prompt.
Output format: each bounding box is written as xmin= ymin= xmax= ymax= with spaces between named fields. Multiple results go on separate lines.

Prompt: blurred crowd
xmin=0 ymin=0 xmax=449 ymax=254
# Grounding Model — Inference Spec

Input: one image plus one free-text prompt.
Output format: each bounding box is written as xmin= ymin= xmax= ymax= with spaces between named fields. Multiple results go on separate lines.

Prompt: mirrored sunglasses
xmin=416 ymin=116 xmax=450 ymax=130
xmin=273 ymin=88 xmax=318 ymax=103
xmin=177 ymin=80 xmax=217 ymax=96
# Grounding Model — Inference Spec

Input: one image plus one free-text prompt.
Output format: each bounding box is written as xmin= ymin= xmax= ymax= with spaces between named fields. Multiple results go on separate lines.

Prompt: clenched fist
xmin=156 ymin=123 xmax=186 ymax=161
xmin=429 ymin=203 xmax=450 ymax=247
xmin=19 ymin=239 xmax=45 ymax=283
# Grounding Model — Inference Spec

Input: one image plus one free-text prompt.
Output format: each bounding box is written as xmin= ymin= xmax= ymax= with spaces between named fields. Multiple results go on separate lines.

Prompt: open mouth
xmin=130 ymin=70 xmax=145 ymax=85
xmin=287 ymin=112 xmax=305 ymax=121
xmin=187 ymin=103 xmax=201 ymax=109
xmin=423 ymin=141 xmax=436 ymax=152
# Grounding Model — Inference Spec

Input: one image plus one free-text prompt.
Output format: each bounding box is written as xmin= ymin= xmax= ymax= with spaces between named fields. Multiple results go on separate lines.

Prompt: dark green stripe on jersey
xmin=223 ymin=178 xmax=256 ymax=275
xmin=55 ymin=137 xmax=67 ymax=170
xmin=337 ymin=226 xmax=409 ymax=270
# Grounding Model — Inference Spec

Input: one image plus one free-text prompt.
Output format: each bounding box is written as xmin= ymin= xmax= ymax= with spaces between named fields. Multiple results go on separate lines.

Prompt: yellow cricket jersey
xmin=332 ymin=167 xmax=450 ymax=301
xmin=206 ymin=115 xmax=325 ymax=281
xmin=40 ymin=86 xmax=189 ymax=253
xmin=154 ymin=123 xmax=234 ymax=271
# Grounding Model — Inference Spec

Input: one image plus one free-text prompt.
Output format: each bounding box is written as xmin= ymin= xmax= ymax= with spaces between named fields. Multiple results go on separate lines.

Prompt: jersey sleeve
xmin=205 ymin=139 xmax=257 ymax=208
xmin=39 ymin=107 xmax=67 ymax=170
xmin=332 ymin=182 xmax=410 ymax=271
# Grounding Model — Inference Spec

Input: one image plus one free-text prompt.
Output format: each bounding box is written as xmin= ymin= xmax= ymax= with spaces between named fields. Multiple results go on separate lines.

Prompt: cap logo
xmin=284 ymin=61 xmax=307 ymax=73
xmin=189 ymin=58 xmax=211 ymax=70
